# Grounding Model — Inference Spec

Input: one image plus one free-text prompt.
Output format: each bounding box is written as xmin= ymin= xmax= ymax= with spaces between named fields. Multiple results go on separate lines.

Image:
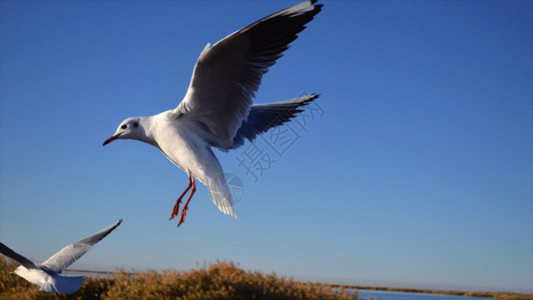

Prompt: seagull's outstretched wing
xmin=229 ymin=94 xmax=319 ymax=150
xmin=174 ymin=1 xmax=322 ymax=149
xmin=0 ymin=242 xmax=38 ymax=270
xmin=41 ymin=219 xmax=122 ymax=273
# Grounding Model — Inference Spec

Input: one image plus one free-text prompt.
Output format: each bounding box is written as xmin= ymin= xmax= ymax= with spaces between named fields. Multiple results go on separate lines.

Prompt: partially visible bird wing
xmin=174 ymin=1 xmax=322 ymax=149
xmin=228 ymin=94 xmax=319 ymax=150
xmin=0 ymin=242 xmax=39 ymax=270
xmin=41 ymin=219 xmax=122 ymax=273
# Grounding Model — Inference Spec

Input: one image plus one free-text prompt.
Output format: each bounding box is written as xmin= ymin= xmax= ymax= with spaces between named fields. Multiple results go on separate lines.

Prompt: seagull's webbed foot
xmin=170 ymin=176 xmax=193 ymax=220
xmin=178 ymin=179 xmax=196 ymax=226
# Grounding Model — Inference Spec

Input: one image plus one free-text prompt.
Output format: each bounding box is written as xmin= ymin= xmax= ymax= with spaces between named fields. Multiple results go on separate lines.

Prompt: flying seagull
xmin=0 ymin=219 xmax=122 ymax=294
xmin=103 ymin=1 xmax=323 ymax=226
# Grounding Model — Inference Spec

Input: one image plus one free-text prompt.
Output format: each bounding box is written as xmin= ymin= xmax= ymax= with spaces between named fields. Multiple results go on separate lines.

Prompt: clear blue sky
xmin=1 ymin=0 xmax=531 ymax=294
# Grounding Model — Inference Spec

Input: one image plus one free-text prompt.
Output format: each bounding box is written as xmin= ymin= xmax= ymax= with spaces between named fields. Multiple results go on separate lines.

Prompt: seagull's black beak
xmin=103 ymin=135 xmax=119 ymax=146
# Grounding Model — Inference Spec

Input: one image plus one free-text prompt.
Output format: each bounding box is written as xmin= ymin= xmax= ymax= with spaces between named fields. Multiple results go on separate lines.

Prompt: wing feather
xmin=229 ymin=94 xmax=319 ymax=150
xmin=40 ymin=219 xmax=122 ymax=273
xmin=202 ymin=147 xmax=237 ymax=217
xmin=0 ymin=242 xmax=38 ymax=269
xmin=175 ymin=1 xmax=322 ymax=148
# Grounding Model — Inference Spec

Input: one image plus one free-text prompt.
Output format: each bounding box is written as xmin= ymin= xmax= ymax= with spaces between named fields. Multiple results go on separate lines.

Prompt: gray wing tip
xmin=292 ymin=93 xmax=321 ymax=106
xmin=81 ymin=218 xmax=123 ymax=245
xmin=304 ymin=93 xmax=320 ymax=102
xmin=106 ymin=219 xmax=123 ymax=235
xmin=0 ymin=242 xmax=38 ymax=269
xmin=310 ymin=1 xmax=324 ymax=11
xmin=298 ymin=1 xmax=323 ymax=17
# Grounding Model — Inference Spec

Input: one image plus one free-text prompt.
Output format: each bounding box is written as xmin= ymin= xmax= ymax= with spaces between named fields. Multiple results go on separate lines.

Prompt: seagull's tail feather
xmin=40 ymin=275 xmax=85 ymax=294
xmin=227 ymin=93 xmax=320 ymax=150
xmin=203 ymin=148 xmax=238 ymax=218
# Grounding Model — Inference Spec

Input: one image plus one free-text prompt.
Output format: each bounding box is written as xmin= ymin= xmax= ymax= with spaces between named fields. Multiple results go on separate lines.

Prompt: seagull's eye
xmin=121 ymin=124 xmax=127 ymax=130
xmin=133 ymin=122 xmax=139 ymax=128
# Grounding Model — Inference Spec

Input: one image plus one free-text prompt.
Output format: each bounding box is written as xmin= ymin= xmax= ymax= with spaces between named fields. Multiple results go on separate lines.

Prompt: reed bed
xmin=0 ymin=256 xmax=356 ymax=299
xmin=3 ymin=255 xmax=531 ymax=300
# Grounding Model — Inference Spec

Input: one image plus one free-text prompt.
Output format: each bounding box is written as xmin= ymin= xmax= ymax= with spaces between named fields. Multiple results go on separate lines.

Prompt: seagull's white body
xmin=150 ymin=112 xmax=223 ymax=189
xmin=0 ymin=219 xmax=122 ymax=294
xmin=133 ymin=112 xmax=235 ymax=216
xmin=104 ymin=1 xmax=323 ymax=225
xmin=13 ymin=266 xmax=85 ymax=294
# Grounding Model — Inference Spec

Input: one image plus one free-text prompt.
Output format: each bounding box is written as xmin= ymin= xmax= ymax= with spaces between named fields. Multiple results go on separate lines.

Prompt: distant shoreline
xmin=327 ymin=283 xmax=533 ymax=300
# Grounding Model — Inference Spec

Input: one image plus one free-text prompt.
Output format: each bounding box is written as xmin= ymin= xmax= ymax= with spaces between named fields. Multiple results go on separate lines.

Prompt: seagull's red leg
xmin=178 ymin=179 xmax=196 ymax=226
xmin=170 ymin=176 xmax=193 ymax=220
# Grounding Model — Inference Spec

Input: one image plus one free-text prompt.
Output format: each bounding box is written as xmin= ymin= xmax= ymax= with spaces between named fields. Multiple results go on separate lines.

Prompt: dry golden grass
xmin=3 ymin=255 xmax=532 ymax=300
xmin=0 ymin=256 xmax=356 ymax=299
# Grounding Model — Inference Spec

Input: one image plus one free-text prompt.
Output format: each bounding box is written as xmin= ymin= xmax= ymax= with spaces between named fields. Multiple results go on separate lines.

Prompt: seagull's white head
xmin=11 ymin=265 xmax=29 ymax=278
xmin=11 ymin=265 xmax=47 ymax=287
xmin=103 ymin=117 xmax=145 ymax=146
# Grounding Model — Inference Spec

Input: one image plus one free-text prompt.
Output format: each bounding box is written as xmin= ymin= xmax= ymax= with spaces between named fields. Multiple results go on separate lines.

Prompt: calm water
xmin=358 ymin=290 xmax=490 ymax=300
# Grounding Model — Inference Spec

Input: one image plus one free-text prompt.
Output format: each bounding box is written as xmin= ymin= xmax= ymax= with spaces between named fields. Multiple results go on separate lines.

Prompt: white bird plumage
xmin=103 ymin=1 xmax=323 ymax=226
xmin=0 ymin=219 xmax=122 ymax=294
